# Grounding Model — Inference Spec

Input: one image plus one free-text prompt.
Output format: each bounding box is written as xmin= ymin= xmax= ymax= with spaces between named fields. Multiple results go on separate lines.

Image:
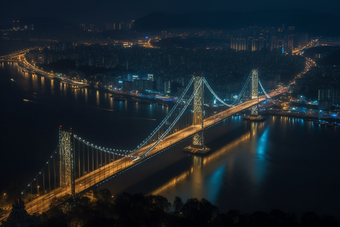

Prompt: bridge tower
xmin=192 ymin=75 xmax=205 ymax=147
xmin=250 ymin=69 xmax=259 ymax=116
xmin=184 ymin=75 xmax=210 ymax=154
xmin=59 ymin=127 xmax=75 ymax=195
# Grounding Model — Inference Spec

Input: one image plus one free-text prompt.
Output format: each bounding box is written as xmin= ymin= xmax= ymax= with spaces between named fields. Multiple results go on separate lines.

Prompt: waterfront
xmin=1 ymin=55 xmax=340 ymax=218
xmin=100 ymin=115 xmax=340 ymax=217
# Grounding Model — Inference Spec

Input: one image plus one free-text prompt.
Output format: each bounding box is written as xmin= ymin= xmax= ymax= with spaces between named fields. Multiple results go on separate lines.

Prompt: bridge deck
xmin=20 ymin=88 xmax=286 ymax=215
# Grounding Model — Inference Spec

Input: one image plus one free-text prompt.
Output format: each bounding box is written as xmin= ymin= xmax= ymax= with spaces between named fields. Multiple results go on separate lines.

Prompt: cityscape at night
xmin=1 ymin=0 xmax=340 ymax=226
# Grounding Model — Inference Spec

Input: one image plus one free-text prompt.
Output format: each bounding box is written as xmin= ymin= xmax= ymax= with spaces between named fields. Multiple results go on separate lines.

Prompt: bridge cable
xmin=21 ymin=145 xmax=59 ymax=194
xmin=257 ymin=77 xmax=280 ymax=105
xmin=140 ymin=77 xmax=203 ymax=158
xmin=73 ymin=136 xmax=140 ymax=160
xmin=231 ymin=71 xmax=253 ymax=105
xmin=133 ymin=76 xmax=195 ymax=152
xmin=203 ymin=78 xmax=234 ymax=107
xmin=258 ymin=78 xmax=271 ymax=99
xmin=204 ymin=71 xmax=252 ymax=107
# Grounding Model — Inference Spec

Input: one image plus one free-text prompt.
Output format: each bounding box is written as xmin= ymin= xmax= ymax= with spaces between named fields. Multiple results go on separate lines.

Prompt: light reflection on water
xmin=63 ymin=83 xmax=67 ymax=96
xmin=150 ymin=130 xmax=252 ymax=197
xmin=145 ymin=116 xmax=340 ymax=216
xmin=32 ymin=73 xmax=38 ymax=90
xmin=118 ymin=100 xmax=124 ymax=112
xmin=109 ymin=94 xmax=113 ymax=109
xmin=40 ymin=76 xmax=45 ymax=93
xmin=84 ymin=88 xmax=88 ymax=103
xmin=255 ymin=127 xmax=269 ymax=184
xmin=96 ymin=90 xmax=100 ymax=106
xmin=2 ymin=61 xmax=340 ymax=217
xmin=206 ymin=165 xmax=225 ymax=205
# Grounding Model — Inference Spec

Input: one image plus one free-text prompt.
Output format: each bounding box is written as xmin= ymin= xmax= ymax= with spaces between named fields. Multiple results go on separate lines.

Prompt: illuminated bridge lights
xmin=19 ymin=70 xmax=287 ymax=216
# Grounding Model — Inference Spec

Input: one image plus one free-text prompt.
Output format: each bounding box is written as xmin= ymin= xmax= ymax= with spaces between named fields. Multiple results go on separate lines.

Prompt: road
xmin=0 ymin=47 xmax=37 ymax=61
xmin=0 ymin=50 xmax=88 ymax=88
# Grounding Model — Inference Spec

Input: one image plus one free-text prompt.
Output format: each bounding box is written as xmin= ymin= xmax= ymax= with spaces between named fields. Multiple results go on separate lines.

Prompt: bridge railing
xmin=19 ymin=69 xmax=286 ymax=215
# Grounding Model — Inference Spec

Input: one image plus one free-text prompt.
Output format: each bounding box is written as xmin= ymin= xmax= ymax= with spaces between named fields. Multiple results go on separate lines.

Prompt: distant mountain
xmin=134 ymin=10 xmax=340 ymax=36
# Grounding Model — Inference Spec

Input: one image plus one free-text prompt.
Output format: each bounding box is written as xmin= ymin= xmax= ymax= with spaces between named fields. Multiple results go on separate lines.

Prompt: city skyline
xmin=1 ymin=1 xmax=340 ymax=225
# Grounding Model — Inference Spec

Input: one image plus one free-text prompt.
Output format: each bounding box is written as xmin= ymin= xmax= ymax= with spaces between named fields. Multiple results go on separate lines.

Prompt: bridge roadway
xmin=3 ymin=54 xmax=55 ymax=77
xmin=0 ymin=47 xmax=37 ymax=61
xmin=21 ymin=88 xmax=287 ymax=215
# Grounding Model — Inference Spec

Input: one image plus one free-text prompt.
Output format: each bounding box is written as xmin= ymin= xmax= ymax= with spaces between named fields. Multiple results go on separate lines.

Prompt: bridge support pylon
xmin=183 ymin=75 xmax=211 ymax=155
xmin=244 ymin=69 xmax=266 ymax=121
xmin=251 ymin=69 xmax=259 ymax=116
xmin=59 ymin=126 xmax=75 ymax=196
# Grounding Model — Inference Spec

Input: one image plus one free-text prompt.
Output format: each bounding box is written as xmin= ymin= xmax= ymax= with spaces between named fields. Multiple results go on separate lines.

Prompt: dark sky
xmin=1 ymin=0 xmax=339 ymax=27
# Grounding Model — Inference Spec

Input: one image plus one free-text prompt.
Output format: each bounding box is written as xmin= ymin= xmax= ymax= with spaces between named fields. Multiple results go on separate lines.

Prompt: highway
xmin=0 ymin=47 xmax=36 ymax=60
xmin=20 ymin=87 xmax=287 ymax=216
xmin=0 ymin=50 xmax=88 ymax=88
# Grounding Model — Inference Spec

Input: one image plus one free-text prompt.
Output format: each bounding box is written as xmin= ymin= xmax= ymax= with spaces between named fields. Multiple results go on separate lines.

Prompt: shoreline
xmin=261 ymin=111 xmax=340 ymax=123
xmin=15 ymin=58 xmax=176 ymax=104
xmin=17 ymin=60 xmax=90 ymax=88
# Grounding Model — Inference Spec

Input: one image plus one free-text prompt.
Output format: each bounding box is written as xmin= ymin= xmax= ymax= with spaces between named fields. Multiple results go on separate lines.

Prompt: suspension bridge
xmin=4 ymin=69 xmax=287 ymax=217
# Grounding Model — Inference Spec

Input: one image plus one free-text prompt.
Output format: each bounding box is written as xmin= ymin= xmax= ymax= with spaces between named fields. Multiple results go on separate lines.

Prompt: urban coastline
xmin=1 ymin=12 xmax=340 ymax=227
xmin=12 ymin=52 xmax=178 ymax=106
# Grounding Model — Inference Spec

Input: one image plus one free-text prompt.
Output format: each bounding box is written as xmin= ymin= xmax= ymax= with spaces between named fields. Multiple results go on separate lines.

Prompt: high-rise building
xmin=147 ymin=74 xmax=154 ymax=81
xmin=284 ymin=34 xmax=295 ymax=53
xmin=270 ymin=37 xmax=280 ymax=52
xmin=106 ymin=23 xmax=111 ymax=30
xmin=230 ymin=38 xmax=247 ymax=51
xmin=89 ymin=24 xmax=95 ymax=32
xmin=251 ymin=39 xmax=264 ymax=51
xmin=129 ymin=20 xmax=135 ymax=29
xmin=318 ymin=88 xmax=340 ymax=106
xmin=134 ymin=79 xmax=154 ymax=92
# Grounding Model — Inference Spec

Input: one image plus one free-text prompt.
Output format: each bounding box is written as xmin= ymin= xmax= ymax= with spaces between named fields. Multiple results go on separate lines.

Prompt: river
xmin=1 ymin=43 xmax=340 ymax=218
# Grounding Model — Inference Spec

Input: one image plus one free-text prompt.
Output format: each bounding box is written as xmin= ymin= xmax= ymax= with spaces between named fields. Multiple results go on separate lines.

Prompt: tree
xmin=180 ymin=198 xmax=218 ymax=226
xmin=172 ymin=196 xmax=183 ymax=215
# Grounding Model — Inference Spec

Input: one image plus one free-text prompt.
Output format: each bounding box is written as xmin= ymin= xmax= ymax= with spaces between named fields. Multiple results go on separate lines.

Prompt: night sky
xmin=1 ymin=0 xmax=340 ymax=26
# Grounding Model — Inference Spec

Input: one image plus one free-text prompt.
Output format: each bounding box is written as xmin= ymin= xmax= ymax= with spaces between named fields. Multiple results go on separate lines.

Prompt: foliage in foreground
xmin=41 ymin=189 xmax=340 ymax=227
